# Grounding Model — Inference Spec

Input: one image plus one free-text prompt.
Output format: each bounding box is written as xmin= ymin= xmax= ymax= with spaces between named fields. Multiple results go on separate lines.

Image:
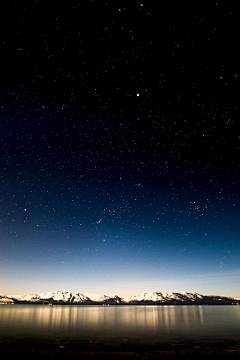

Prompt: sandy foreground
xmin=1 ymin=340 xmax=240 ymax=359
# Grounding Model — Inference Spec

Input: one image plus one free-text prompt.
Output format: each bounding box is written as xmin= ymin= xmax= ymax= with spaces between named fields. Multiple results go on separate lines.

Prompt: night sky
xmin=1 ymin=1 xmax=239 ymax=297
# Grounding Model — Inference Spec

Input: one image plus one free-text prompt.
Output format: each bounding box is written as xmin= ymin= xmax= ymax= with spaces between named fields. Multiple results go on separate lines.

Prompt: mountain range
xmin=0 ymin=290 xmax=239 ymax=305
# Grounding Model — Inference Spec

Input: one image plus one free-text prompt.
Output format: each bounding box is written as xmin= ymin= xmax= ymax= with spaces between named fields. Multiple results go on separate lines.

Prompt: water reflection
xmin=0 ymin=305 xmax=240 ymax=344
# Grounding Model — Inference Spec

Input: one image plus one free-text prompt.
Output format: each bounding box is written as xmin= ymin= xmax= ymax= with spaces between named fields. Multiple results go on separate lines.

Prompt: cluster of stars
xmin=0 ymin=1 xmax=239 ymax=296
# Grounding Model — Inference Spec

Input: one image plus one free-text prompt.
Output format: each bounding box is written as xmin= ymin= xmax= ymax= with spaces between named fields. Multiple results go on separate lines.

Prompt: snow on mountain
xmin=84 ymin=293 xmax=117 ymax=302
xmin=21 ymin=294 xmax=41 ymax=301
xmin=37 ymin=291 xmax=121 ymax=303
xmin=0 ymin=293 xmax=41 ymax=302
xmin=40 ymin=291 xmax=77 ymax=302
xmin=0 ymin=296 xmax=14 ymax=303
xmin=123 ymin=292 xmax=204 ymax=303
xmin=39 ymin=291 xmax=93 ymax=303
xmin=35 ymin=291 xmax=121 ymax=303
xmin=0 ymin=290 xmax=238 ymax=305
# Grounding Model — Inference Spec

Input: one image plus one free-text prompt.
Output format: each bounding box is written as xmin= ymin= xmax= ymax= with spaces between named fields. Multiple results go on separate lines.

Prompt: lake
xmin=1 ymin=304 xmax=240 ymax=347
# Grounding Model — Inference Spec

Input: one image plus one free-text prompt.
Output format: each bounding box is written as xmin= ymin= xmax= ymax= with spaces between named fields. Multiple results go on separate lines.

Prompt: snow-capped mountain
xmin=123 ymin=291 xmax=204 ymax=303
xmin=0 ymin=291 xmax=122 ymax=304
xmin=0 ymin=290 xmax=239 ymax=305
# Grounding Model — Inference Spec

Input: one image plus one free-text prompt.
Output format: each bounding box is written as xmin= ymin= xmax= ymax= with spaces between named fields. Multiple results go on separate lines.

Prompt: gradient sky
xmin=0 ymin=2 xmax=239 ymax=297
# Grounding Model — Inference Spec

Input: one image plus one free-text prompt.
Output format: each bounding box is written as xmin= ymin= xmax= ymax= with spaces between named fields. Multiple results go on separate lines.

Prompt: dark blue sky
xmin=0 ymin=1 xmax=239 ymax=296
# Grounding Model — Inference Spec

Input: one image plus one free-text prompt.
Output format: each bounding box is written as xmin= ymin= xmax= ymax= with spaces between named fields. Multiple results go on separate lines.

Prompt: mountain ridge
xmin=0 ymin=290 xmax=239 ymax=305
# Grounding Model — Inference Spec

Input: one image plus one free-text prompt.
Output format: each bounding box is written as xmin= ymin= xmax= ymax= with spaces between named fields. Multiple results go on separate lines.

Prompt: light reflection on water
xmin=0 ymin=305 xmax=240 ymax=344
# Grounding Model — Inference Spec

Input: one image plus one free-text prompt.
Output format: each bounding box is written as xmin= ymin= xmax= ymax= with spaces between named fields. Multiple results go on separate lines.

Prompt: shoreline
xmin=1 ymin=340 xmax=240 ymax=358
xmin=1 ymin=301 xmax=240 ymax=306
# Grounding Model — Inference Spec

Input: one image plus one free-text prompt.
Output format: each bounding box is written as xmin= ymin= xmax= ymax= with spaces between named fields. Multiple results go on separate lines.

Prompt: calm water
xmin=0 ymin=305 xmax=240 ymax=345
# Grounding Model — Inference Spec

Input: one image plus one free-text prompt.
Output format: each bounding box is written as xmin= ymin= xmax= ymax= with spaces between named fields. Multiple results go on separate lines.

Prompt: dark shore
xmin=2 ymin=300 xmax=240 ymax=305
xmin=1 ymin=340 xmax=240 ymax=359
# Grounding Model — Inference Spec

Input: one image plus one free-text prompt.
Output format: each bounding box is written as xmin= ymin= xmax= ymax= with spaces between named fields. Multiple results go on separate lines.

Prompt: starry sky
xmin=0 ymin=1 xmax=240 ymax=297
